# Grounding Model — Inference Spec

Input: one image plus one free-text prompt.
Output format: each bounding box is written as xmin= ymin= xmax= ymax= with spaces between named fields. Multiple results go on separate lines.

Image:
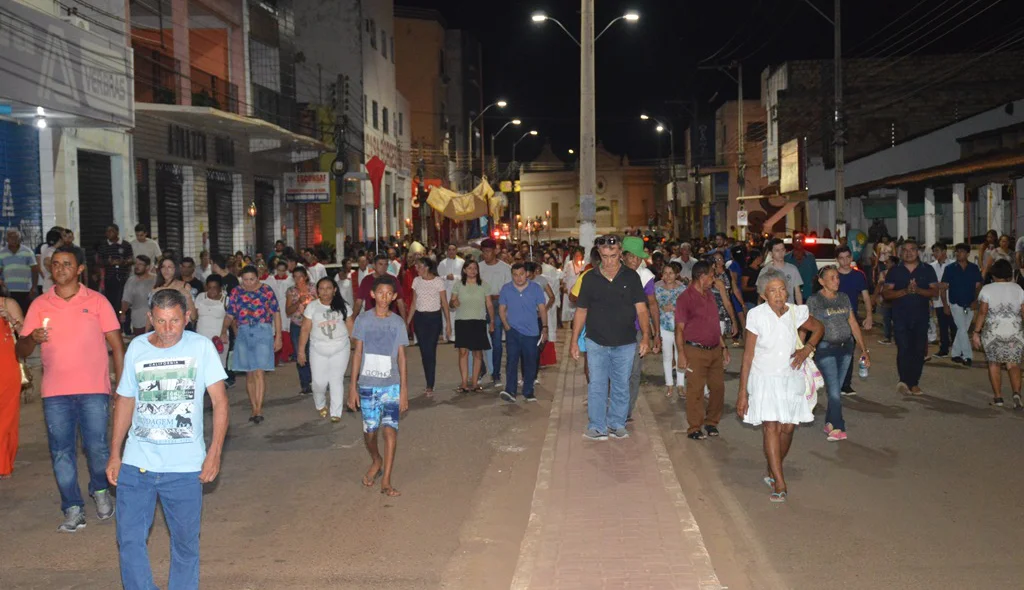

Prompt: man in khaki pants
xmin=674 ymin=261 xmax=731 ymax=440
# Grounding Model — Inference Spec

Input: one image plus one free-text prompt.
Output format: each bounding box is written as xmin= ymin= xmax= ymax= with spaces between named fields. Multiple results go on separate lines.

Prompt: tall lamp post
xmin=469 ymin=100 xmax=507 ymax=184
xmin=532 ymin=8 xmax=638 ymax=252
xmin=490 ymin=118 xmax=522 ymax=176
xmin=641 ymin=114 xmax=675 ymax=232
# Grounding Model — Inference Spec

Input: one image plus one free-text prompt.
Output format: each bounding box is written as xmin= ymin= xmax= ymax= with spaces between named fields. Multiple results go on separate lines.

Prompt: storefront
xmin=133 ymin=104 xmax=326 ymax=258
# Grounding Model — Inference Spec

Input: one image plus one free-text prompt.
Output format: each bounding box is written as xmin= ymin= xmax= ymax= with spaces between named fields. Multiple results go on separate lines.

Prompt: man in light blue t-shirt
xmin=498 ymin=263 xmax=548 ymax=403
xmin=107 ymin=289 xmax=228 ymax=590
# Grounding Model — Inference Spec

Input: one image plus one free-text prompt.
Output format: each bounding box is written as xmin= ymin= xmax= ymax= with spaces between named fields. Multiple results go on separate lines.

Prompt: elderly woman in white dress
xmin=736 ymin=267 xmax=824 ymax=503
xmin=971 ymin=259 xmax=1024 ymax=410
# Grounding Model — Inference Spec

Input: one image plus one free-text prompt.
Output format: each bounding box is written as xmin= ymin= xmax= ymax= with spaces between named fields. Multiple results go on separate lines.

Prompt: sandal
xmin=380 ymin=486 xmax=401 ymax=497
xmin=455 ymin=386 xmax=470 ymax=394
xmin=763 ymin=475 xmax=775 ymax=489
xmin=770 ymin=491 xmax=788 ymax=503
xmin=362 ymin=468 xmax=382 ymax=487
xmin=472 ymin=385 xmax=484 ymax=392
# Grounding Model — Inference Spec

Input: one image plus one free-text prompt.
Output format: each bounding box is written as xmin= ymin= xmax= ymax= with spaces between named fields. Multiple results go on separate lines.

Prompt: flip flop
xmin=763 ymin=475 xmax=775 ymax=489
xmin=362 ymin=468 xmax=382 ymax=487
xmin=770 ymin=491 xmax=788 ymax=503
xmin=455 ymin=387 xmax=470 ymax=394
xmin=380 ymin=486 xmax=401 ymax=497
xmin=471 ymin=385 xmax=484 ymax=392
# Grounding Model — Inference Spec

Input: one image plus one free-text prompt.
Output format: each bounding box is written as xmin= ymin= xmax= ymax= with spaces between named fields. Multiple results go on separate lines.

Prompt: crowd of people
xmin=4 ymin=220 xmax=1024 ymax=586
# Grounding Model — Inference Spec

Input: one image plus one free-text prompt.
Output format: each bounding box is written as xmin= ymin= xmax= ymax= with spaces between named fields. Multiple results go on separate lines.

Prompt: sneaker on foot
xmin=93 ymin=489 xmax=114 ymax=520
xmin=609 ymin=427 xmax=630 ymax=439
xmin=992 ymin=397 xmax=1005 ymax=407
xmin=896 ymin=382 xmax=910 ymax=395
xmin=1014 ymin=394 xmax=1023 ymax=411
xmin=499 ymin=391 xmax=516 ymax=403
xmin=878 ymin=338 xmax=892 ymax=345
xmin=705 ymin=425 xmax=720 ymax=437
xmin=951 ymin=356 xmax=964 ymax=365
xmin=909 ymin=386 xmax=924 ymax=395
xmin=523 ymin=394 xmax=538 ymax=403
xmin=963 ymin=359 xmax=973 ymax=368
xmin=687 ymin=430 xmax=707 ymax=441
xmin=58 ymin=506 xmax=86 ymax=533
xmin=582 ymin=429 xmax=608 ymax=441
xmin=934 ymin=352 xmax=949 ymax=359
xmin=824 ymin=422 xmax=834 ymax=435
xmin=827 ymin=428 xmax=847 ymax=442
xmin=841 ymin=387 xmax=857 ymax=396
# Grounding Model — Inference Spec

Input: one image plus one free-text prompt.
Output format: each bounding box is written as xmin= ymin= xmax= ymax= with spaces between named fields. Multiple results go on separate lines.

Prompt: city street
xmin=3 ymin=328 xmax=1024 ymax=589
xmin=644 ymin=327 xmax=1024 ymax=590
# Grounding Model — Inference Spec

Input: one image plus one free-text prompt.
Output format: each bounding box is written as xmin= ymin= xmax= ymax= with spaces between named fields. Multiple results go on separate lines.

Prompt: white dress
xmin=978 ymin=282 xmax=1024 ymax=364
xmin=743 ymin=303 xmax=814 ymax=426
xmin=195 ymin=293 xmax=228 ymax=367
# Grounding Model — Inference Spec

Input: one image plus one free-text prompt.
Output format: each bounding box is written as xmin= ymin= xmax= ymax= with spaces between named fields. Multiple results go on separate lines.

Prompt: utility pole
xmin=736 ymin=61 xmax=746 ymax=241
xmin=833 ymin=0 xmax=845 ymax=237
xmin=579 ymin=0 xmax=597 ymax=252
xmin=467 ymin=115 xmax=474 ymax=190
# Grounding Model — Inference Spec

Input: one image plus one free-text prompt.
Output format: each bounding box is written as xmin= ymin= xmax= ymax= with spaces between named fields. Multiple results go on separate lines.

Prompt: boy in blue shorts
xmin=348 ymin=275 xmax=409 ymax=497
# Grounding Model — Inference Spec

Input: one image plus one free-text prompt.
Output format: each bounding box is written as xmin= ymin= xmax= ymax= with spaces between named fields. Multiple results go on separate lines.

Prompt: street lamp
xmin=512 ymin=129 xmax=539 ymax=163
xmin=641 ymin=113 xmax=676 ymax=231
xmin=490 ymin=118 xmax=522 ymax=175
xmin=532 ymin=7 xmax=639 ymax=251
xmin=468 ymin=99 xmax=507 ymax=184
xmin=568 ymin=149 xmax=575 ymax=154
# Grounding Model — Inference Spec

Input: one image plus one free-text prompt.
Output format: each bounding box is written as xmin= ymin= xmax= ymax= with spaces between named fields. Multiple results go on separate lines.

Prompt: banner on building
xmin=779 ymin=139 xmax=801 ymax=194
xmin=0 ymin=1 xmax=133 ymax=127
xmin=737 ymin=209 xmax=748 ymax=226
xmin=283 ymin=172 xmax=330 ymax=203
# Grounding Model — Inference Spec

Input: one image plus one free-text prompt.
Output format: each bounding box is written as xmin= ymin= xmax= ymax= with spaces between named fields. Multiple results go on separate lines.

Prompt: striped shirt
xmin=0 ymin=244 xmax=37 ymax=292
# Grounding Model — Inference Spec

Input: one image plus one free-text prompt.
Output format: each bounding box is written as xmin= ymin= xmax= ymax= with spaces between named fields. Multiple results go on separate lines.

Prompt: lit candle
xmin=43 ymin=317 xmax=50 ymax=329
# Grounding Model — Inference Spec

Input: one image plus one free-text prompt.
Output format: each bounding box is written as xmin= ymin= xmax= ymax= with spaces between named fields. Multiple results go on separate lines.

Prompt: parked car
xmin=783 ymin=236 xmax=838 ymax=270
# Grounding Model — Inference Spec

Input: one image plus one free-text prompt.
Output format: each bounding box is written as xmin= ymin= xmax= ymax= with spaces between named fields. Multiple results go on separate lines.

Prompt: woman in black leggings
xmin=406 ymin=257 xmax=452 ymax=397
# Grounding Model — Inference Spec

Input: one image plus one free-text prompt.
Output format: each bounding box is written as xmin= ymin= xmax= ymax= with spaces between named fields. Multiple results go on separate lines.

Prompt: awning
xmin=135 ymin=104 xmax=328 ymax=160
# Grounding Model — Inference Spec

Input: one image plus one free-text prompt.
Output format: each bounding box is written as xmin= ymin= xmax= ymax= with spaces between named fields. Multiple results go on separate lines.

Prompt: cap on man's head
xmin=481 ymin=238 xmax=497 ymax=250
xmin=622 ymin=236 xmax=650 ymax=259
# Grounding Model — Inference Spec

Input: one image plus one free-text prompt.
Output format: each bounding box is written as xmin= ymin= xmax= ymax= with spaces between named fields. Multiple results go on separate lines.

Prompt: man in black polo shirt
xmin=570 ymin=235 xmax=651 ymax=441
xmin=883 ymin=239 xmax=938 ymax=395
xmin=96 ymin=224 xmax=134 ymax=314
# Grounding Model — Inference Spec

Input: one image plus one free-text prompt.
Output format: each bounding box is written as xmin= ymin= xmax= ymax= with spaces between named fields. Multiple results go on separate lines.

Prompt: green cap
xmin=622 ymin=236 xmax=649 ymax=259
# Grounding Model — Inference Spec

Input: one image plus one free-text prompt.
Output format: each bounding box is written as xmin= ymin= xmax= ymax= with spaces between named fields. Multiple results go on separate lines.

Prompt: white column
xmin=232 ymin=173 xmax=244 ymax=253
xmin=952 ymin=183 xmax=965 ymax=244
xmin=987 ymin=182 xmax=1004 ymax=235
xmin=848 ymin=195 xmax=865 ymax=234
xmin=38 ymin=128 xmax=57 ymax=230
xmin=896 ymin=189 xmax=909 ymax=239
xmin=924 ymin=187 xmax=936 ymax=248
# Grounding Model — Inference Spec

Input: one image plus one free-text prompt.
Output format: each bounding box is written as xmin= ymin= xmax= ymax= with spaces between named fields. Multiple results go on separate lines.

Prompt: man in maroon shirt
xmin=675 ymin=261 xmax=732 ymax=440
xmin=355 ymin=254 xmax=406 ymax=320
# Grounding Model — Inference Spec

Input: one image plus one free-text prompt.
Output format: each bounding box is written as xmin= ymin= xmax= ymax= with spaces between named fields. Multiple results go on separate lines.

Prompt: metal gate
xmin=77 ymin=151 xmax=113 ymax=263
xmin=135 ymin=159 xmax=151 ymax=233
xmin=155 ymin=163 xmax=184 ymax=257
xmin=206 ymin=170 xmax=234 ymax=257
xmin=254 ymin=177 xmax=276 ymax=255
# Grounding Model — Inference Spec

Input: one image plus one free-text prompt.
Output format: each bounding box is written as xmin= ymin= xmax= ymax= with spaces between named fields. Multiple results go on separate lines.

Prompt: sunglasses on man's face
xmin=595 ymin=236 xmax=620 ymax=246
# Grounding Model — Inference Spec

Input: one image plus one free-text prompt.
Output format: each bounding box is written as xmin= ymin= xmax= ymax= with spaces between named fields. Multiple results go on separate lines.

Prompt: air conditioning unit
xmin=60 ymin=15 xmax=90 ymax=31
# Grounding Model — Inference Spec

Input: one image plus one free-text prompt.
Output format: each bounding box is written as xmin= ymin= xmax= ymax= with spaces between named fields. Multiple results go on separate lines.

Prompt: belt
xmin=684 ymin=341 xmax=719 ymax=351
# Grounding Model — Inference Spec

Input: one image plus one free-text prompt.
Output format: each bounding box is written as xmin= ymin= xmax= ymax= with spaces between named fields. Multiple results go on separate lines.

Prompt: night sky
xmin=398 ymin=0 xmax=1023 ymax=164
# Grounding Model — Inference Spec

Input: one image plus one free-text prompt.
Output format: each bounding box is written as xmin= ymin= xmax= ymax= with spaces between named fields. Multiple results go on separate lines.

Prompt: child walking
xmin=348 ymin=275 xmax=409 ymax=497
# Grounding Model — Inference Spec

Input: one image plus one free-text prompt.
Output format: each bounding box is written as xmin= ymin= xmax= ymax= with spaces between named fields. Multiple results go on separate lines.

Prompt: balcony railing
xmin=133 ymin=47 xmax=179 ymax=106
xmin=190 ymin=66 xmax=239 ymax=114
xmin=252 ymin=84 xmax=298 ymax=131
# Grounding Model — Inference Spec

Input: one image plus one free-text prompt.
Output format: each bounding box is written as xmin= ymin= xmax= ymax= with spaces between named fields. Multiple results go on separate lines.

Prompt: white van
xmin=782 ymin=237 xmax=838 ymax=270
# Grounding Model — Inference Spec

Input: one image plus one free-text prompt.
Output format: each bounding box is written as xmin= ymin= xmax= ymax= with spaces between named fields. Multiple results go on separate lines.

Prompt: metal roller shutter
xmin=77 ymin=151 xmax=113 ymax=265
xmin=155 ymin=163 xmax=184 ymax=257
xmin=206 ymin=170 xmax=234 ymax=257
xmin=254 ymin=177 xmax=276 ymax=256
xmin=135 ymin=159 xmax=151 ymax=233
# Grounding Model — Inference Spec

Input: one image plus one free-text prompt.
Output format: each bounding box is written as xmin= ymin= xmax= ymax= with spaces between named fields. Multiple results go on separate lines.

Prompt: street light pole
xmin=833 ymin=0 xmax=845 ymax=236
xmin=490 ymin=118 xmax=521 ymax=177
xmin=643 ymin=114 xmax=675 ymax=232
xmin=580 ymin=0 xmax=597 ymax=252
xmin=468 ymin=100 xmax=507 ymax=186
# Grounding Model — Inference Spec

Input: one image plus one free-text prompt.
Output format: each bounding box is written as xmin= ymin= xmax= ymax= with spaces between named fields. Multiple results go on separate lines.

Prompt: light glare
xmin=531 ymin=12 xmax=547 ymax=22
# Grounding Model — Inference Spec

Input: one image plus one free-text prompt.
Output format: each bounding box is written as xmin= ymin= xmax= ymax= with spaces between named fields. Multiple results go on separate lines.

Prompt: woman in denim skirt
xmin=225 ymin=265 xmax=283 ymax=424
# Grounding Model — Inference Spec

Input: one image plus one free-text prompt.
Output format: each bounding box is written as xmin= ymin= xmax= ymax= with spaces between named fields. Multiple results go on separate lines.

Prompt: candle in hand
xmin=43 ymin=317 xmax=50 ymax=329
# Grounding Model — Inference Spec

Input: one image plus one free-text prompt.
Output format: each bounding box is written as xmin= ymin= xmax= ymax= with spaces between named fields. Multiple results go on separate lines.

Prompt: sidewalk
xmin=510 ymin=346 xmax=722 ymax=590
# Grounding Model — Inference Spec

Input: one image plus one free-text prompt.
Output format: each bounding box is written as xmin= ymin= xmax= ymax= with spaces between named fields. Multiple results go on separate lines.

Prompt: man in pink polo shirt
xmin=17 ymin=246 xmax=125 ymax=533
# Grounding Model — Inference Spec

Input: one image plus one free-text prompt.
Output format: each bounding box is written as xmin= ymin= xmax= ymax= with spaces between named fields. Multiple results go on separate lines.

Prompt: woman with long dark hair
xmin=285 ymin=267 xmax=316 ymax=394
xmin=407 ymin=257 xmax=451 ymax=397
xmin=148 ymin=256 xmax=196 ymax=328
xmin=298 ymin=277 xmax=354 ymax=421
xmin=450 ymin=260 xmax=494 ymax=392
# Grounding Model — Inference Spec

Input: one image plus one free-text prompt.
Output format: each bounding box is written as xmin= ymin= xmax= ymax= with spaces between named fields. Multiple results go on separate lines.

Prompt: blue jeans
xmin=505 ymin=328 xmax=539 ymax=397
xmin=489 ymin=317 xmax=504 ymax=380
xmin=585 ymin=338 xmax=636 ymax=433
xmin=42 ymin=394 xmax=110 ymax=512
xmin=290 ymin=323 xmax=311 ymax=389
xmin=116 ymin=465 xmax=202 ymax=590
xmin=815 ymin=340 xmax=853 ymax=431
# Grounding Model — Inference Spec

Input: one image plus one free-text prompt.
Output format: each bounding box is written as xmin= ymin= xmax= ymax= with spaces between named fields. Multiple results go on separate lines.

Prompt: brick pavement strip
xmin=510 ymin=343 xmax=723 ymax=590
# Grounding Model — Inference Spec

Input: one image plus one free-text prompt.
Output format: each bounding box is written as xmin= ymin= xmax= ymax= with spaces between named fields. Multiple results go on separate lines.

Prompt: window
xmin=382 ymin=107 xmax=389 ymax=134
xmin=746 ymin=121 xmax=767 ymax=143
xmin=381 ymin=31 xmax=387 ymax=58
xmin=372 ymin=101 xmax=379 ymax=129
xmin=398 ymin=113 xmax=404 ymax=136
xmin=439 ymin=49 xmax=446 ymax=77
xmin=369 ymin=20 xmax=377 ymax=49
xmin=391 ymin=37 xmax=395 ymax=64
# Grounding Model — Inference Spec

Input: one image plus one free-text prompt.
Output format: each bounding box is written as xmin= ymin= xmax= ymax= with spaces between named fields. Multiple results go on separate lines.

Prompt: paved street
xmin=0 ymin=341 xmax=551 ymax=590
xmin=4 ymin=326 xmax=1024 ymax=589
xmin=643 ymin=326 xmax=1024 ymax=590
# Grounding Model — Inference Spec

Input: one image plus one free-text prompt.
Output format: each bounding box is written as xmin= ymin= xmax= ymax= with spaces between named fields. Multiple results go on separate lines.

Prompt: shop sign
xmin=283 ymin=172 xmax=330 ymax=203
xmin=0 ymin=1 xmax=133 ymax=126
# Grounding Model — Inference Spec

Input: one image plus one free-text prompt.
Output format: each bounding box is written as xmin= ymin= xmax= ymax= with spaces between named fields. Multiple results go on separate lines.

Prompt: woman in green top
xmin=450 ymin=260 xmax=495 ymax=392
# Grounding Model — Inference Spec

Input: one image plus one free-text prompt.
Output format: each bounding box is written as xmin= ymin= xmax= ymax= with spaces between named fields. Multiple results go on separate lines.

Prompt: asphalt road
xmin=0 ymin=341 xmax=551 ymax=590
xmin=644 ymin=330 xmax=1024 ymax=589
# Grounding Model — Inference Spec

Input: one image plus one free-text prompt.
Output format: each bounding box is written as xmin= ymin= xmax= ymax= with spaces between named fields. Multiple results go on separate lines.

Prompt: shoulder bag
xmin=790 ymin=305 xmax=823 ymax=412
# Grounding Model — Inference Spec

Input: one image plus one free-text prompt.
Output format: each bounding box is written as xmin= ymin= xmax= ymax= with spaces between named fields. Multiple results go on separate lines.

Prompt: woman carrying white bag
xmin=736 ymin=268 xmax=824 ymax=503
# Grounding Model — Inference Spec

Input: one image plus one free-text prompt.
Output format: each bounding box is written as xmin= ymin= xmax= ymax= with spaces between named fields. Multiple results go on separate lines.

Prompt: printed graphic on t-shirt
xmin=362 ymin=353 xmax=393 ymax=379
xmin=133 ymin=357 xmax=198 ymax=443
xmin=317 ymin=309 xmax=343 ymax=340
